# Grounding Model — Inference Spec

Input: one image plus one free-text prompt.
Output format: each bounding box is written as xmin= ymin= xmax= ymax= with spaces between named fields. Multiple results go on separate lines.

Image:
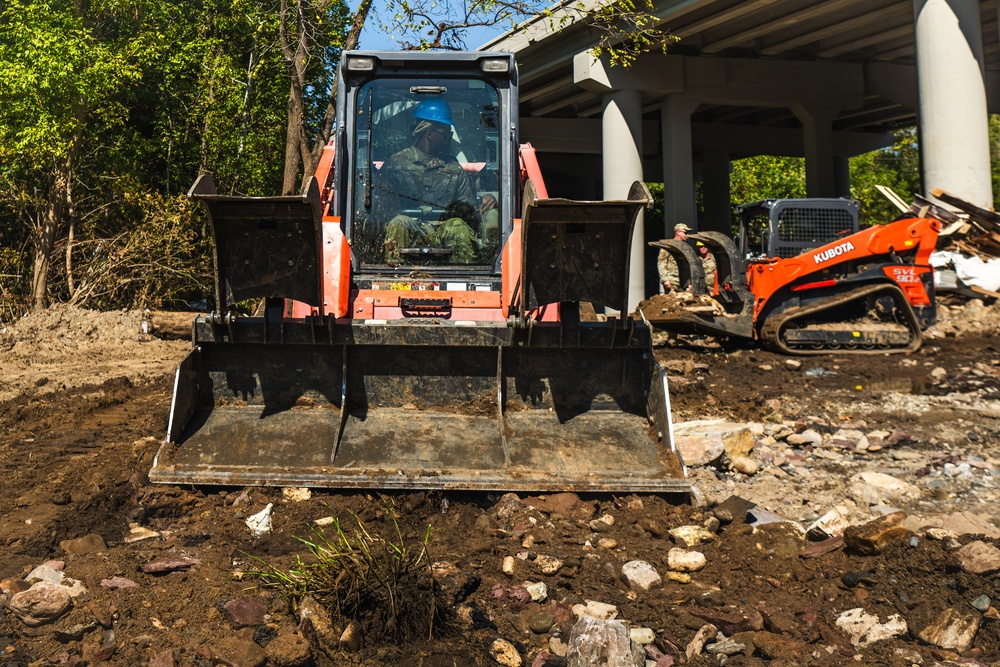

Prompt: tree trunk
xmin=303 ymin=0 xmax=372 ymax=185
xmin=65 ymin=202 xmax=75 ymax=299
xmin=200 ymin=52 xmax=220 ymax=173
xmin=31 ymin=176 xmax=64 ymax=310
xmin=282 ymin=82 xmax=302 ymax=195
xmin=32 ymin=102 xmax=85 ymax=310
xmin=280 ymin=0 xmax=310 ymax=196
xmin=233 ymin=37 xmax=261 ymax=194
xmin=143 ymin=310 xmax=197 ymax=340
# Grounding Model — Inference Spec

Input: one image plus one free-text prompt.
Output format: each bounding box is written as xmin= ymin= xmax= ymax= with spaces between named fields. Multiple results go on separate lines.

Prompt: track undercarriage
xmin=759 ymin=283 xmax=922 ymax=355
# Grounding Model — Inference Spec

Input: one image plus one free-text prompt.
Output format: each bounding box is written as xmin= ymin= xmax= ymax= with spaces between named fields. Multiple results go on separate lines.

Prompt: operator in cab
xmin=382 ymin=99 xmax=479 ymax=265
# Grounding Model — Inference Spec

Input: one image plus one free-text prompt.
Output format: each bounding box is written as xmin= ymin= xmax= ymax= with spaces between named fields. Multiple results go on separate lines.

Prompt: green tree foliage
xmin=727 ymin=122 xmax=999 ymax=229
xmin=645 ymin=182 xmax=665 ymax=229
xmin=0 ymin=0 xmax=352 ymax=314
xmin=0 ymin=0 xmax=666 ymax=315
xmin=991 ymin=115 xmax=1000 ymax=205
xmin=0 ymin=0 xmax=139 ymax=308
xmin=278 ymin=0 xmax=353 ymax=194
xmin=849 ymin=128 xmax=921 ymax=226
xmin=729 ymin=155 xmax=807 ymax=206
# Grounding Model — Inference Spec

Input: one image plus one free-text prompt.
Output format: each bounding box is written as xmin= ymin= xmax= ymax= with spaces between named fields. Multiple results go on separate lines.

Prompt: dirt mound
xmin=636 ymin=292 xmax=727 ymax=321
xmin=0 ymin=304 xmax=190 ymax=402
xmin=0 ymin=305 xmax=151 ymax=357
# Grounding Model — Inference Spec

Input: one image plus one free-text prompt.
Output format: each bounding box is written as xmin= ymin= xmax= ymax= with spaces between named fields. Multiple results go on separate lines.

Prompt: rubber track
xmin=760 ymin=282 xmax=923 ymax=356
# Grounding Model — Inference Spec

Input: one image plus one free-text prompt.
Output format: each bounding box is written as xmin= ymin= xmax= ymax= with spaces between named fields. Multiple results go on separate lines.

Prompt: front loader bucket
xmin=152 ymin=319 xmax=687 ymax=492
xmin=188 ymin=173 xmax=325 ymax=310
xmin=518 ymin=180 xmax=650 ymax=313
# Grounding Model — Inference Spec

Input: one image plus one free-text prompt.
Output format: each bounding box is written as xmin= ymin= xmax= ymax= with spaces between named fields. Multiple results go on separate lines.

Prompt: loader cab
xmin=737 ymin=198 xmax=860 ymax=260
xmin=336 ymin=51 xmax=517 ymax=277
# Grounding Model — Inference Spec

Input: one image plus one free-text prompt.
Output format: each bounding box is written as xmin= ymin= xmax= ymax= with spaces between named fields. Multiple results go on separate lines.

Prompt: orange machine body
xmin=746 ymin=215 xmax=941 ymax=325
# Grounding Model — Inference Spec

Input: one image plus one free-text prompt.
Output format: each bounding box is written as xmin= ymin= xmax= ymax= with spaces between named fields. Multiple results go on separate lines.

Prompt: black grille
xmin=774 ymin=207 xmax=856 ymax=258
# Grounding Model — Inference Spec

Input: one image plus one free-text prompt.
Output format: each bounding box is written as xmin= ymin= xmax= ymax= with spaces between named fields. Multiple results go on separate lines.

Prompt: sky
xmin=355 ymin=4 xmax=509 ymax=52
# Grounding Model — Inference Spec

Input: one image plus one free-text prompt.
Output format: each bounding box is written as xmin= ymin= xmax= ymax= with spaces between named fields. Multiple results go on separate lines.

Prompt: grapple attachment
xmin=645 ymin=232 xmax=755 ymax=339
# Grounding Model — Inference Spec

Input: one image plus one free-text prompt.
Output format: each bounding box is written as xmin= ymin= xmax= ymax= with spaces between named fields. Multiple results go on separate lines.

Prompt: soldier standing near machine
xmin=657 ymin=223 xmax=691 ymax=291
xmin=697 ymin=241 xmax=716 ymax=290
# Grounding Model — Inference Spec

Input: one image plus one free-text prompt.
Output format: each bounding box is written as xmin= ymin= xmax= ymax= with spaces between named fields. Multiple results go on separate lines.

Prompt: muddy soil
xmin=0 ymin=302 xmax=999 ymax=666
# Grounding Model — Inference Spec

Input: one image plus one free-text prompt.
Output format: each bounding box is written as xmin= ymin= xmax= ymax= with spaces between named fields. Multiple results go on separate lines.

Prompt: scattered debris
xmin=2 ymin=303 xmax=1000 ymax=665
xmin=835 ymin=608 xmax=908 ymax=647
xmin=917 ymin=607 xmax=981 ymax=651
xmin=100 ymin=576 xmax=139 ymax=590
xmin=9 ymin=582 xmax=73 ymax=627
xmin=245 ymin=503 xmax=274 ymax=537
xmin=140 ymin=558 xmax=201 ymax=574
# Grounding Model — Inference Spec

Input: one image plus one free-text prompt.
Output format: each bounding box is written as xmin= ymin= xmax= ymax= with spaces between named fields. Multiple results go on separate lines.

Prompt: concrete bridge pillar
xmin=793 ymin=105 xmax=841 ymax=198
xmin=914 ymin=0 xmax=992 ymax=207
xmin=701 ymin=149 xmax=732 ymax=233
xmin=660 ymin=97 xmax=700 ymax=235
xmin=602 ymin=89 xmax=646 ymax=310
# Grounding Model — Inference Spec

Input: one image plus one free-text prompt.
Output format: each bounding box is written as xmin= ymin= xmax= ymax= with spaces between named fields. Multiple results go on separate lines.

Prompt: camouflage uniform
xmin=657 ymin=249 xmax=680 ymax=290
xmin=701 ymin=252 xmax=717 ymax=290
xmin=382 ymin=146 xmax=478 ymax=264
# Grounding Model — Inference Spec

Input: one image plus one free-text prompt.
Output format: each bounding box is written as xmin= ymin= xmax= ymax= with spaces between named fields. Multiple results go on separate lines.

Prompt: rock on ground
xmin=667 ymin=548 xmax=707 ymax=572
xmin=947 ymin=540 xmax=1000 ymax=575
xmin=672 ymin=420 xmax=754 ymax=466
xmin=620 ymin=561 xmax=662 ymax=593
xmin=209 ymin=637 xmax=266 ymax=667
xmin=9 ymin=582 xmax=73 ymax=627
xmin=571 ymin=600 xmax=618 ymax=621
xmin=835 ymin=608 xmax=908 ymax=647
xmin=843 ymin=512 xmax=911 ymax=555
xmin=917 ymin=607 xmax=982 ymax=651
xmin=489 ymin=638 xmax=522 ymax=667
xmin=566 ymin=617 xmax=643 ymax=667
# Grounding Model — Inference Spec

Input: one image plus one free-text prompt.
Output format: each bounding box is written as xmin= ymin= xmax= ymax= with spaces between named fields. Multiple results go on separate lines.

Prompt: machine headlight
xmin=480 ymin=58 xmax=510 ymax=73
xmin=346 ymin=56 xmax=376 ymax=71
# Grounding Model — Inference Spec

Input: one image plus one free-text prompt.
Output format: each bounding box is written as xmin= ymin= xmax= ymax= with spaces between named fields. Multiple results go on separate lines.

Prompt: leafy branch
xmin=376 ymin=0 xmax=675 ymax=66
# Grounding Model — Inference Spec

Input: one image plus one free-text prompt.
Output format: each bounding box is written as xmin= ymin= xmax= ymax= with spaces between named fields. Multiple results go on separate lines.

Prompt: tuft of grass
xmin=249 ymin=498 xmax=442 ymax=643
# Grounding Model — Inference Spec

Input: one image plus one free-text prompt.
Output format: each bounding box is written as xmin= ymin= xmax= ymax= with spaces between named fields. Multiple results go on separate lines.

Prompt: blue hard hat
xmin=412 ymin=98 xmax=453 ymax=126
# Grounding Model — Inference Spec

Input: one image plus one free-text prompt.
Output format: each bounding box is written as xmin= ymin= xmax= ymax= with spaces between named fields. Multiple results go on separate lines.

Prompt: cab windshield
xmin=352 ymin=78 xmax=501 ymax=269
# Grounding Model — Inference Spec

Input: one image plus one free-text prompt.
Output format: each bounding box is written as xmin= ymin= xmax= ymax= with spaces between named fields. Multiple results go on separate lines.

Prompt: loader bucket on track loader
xmin=150 ymin=181 xmax=687 ymax=492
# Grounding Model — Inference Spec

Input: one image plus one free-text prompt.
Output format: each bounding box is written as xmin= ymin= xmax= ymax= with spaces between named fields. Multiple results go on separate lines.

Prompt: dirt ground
xmin=1 ymin=301 xmax=999 ymax=666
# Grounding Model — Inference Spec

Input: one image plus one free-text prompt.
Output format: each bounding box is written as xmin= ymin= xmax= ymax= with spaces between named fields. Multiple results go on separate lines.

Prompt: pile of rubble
xmin=636 ymin=292 xmax=729 ymax=324
xmin=923 ymin=189 xmax=1000 ymax=299
xmin=675 ymin=404 xmax=1000 ymax=529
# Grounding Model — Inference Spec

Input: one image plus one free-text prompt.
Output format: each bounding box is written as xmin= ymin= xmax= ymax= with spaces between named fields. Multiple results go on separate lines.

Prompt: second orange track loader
xmin=649 ymin=211 xmax=943 ymax=355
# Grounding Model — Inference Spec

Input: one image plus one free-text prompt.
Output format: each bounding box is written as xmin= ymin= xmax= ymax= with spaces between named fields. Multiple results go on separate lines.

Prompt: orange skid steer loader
xmin=648 ymin=199 xmax=945 ymax=355
xmin=149 ymin=51 xmax=688 ymax=492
